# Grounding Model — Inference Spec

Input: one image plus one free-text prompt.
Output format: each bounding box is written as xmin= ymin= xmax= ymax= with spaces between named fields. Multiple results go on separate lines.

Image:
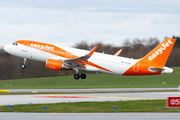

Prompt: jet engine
xmin=46 ymin=59 xmax=72 ymax=70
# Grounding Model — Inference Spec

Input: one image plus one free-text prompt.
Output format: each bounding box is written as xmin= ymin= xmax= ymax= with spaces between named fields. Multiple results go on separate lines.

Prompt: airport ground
xmin=1 ymin=91 xmax=180 ymax=112
xmin=2 ymin=113 xmax=180 ymax=120
xmin=1 ymin=90 xmax=180 ymax=120
xmin=1 ymin=67 xmax=180 ymax=119
xmin=1 ymin=90 xmax=180 ymax=119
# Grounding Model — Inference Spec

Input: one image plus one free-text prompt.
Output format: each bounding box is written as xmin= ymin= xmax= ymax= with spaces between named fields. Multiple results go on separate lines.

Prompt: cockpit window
xmin=12 ymin=42 xmax=18 ymax=46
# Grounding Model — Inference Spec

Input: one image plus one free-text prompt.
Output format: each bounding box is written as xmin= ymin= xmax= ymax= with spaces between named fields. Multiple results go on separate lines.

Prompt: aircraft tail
xmin=142 ymin=38 xmax=176 ymax=67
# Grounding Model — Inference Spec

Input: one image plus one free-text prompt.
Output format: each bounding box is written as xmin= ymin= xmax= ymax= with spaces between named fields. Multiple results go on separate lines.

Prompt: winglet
xmin=114 ymin=49 xmax=123 ymax=56
xmin=88 ymin=45 xmax=98 ymax=56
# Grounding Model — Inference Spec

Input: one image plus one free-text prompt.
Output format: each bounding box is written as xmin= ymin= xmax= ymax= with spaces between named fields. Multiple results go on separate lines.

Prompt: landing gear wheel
xmin=74 ymin=74 xmax=80 ymax=80
xmin=21 ymin=64 xmax=26 ymax=69
xmin=81 ymin=74 xmax=86 ymax=79
xmin=22 ymin=58 xmax=27 ymax=69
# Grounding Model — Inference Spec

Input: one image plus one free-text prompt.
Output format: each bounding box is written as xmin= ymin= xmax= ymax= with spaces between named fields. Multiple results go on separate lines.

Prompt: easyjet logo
xmin=30 ymin=43 xmax=54 ymax=51
xmin=148 ymin=39 xmax=173 ymax=61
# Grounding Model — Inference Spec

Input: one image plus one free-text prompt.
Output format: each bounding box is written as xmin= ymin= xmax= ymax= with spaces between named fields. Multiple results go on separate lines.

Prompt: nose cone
xmin=4 ymin=45 xmax=11 ymax=53
xmin=4 ymin=45 xmax=8 ymax=52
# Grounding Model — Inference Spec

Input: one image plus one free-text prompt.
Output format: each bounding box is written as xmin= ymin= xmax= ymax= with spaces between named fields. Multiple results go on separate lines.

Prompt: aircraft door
xmin=22 ymin=41 xmax=29 ymax=52
xmin=133 ymin=62 xmax=140 ymax=72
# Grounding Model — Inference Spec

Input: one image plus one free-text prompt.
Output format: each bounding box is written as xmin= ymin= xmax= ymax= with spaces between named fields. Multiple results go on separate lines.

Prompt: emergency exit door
xmin=22 ymin=41 xmax=29 ymax=52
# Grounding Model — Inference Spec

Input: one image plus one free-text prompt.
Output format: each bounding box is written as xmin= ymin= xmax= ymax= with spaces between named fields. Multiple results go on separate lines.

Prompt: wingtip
xmin=88 ymin=45 xmax=98 ymax=56
xmin=114 ymin=48 xmax=123 ymax=56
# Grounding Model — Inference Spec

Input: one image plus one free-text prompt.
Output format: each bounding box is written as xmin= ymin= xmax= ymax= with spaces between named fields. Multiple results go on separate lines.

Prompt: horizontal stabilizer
xmin=148 ymin=67 xmax=164 ymax=72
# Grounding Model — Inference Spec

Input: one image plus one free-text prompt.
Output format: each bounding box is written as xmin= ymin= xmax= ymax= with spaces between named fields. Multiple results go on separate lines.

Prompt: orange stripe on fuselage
xmin=16 ymin=40 xmax=79 ymax=59
xmin=87 ymin=61 xmax=114 ymax=73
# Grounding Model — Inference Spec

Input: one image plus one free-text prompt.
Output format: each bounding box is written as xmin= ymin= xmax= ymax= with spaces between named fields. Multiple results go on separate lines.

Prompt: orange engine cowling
xmin=46 ymin=59 xmax=72 ymax=70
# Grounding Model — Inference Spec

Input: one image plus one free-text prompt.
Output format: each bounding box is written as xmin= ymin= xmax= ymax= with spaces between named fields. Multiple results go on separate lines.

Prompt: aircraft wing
xmin=64 ymin=46 xmax=98 ymax=67
xmin=114 ymin=49 xmax=123 ymax=56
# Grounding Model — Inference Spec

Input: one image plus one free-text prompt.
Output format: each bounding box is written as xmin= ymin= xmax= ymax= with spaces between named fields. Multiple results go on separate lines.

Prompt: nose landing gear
xmin=21 ymin=64 xmax=26 ymax=68
xmin=22 ymin=58 xmax=27 ymax=69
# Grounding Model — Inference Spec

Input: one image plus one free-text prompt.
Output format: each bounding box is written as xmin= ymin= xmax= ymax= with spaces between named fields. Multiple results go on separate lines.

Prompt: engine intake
xmin=46 ymin=59 xmax=72 ymax=70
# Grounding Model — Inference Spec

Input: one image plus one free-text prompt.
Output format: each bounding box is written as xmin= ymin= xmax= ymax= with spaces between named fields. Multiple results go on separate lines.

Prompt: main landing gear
xmin=73 ymin=68 xmax=87 ymax=80
xmin=81 ymin=74 xmax=86 ymax=79
xmin=22 ymin=58 xmax=27 ymax=69
xmin=74 ymin=74 xmax=86 ymax=80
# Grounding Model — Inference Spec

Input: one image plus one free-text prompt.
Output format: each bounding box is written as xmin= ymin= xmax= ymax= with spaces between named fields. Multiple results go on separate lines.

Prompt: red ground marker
xmin=167 ymin=97 xmax=180 ymax=107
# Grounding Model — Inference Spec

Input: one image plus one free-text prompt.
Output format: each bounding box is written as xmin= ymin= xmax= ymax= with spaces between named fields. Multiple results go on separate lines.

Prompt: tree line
xmin=0 ymin=36 xmax=180 ymax=80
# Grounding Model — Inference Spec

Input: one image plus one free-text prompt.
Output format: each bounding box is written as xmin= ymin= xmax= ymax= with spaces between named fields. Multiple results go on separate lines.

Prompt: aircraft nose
xmin=4 ymin=45 xmax=11 ymax=53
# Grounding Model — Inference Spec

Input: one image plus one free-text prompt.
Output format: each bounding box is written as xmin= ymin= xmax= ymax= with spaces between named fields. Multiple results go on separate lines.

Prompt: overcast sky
xmin=0 ymin=0 xmax=180 ymax=47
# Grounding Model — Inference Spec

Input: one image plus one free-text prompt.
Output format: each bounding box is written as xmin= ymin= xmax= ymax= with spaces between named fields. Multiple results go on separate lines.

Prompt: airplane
xmin=4 ymin=38 xmax=176 ymax=79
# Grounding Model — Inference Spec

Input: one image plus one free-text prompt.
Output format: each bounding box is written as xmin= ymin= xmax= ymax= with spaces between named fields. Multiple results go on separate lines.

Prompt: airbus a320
xmin=4 ymin=38 xmax=176 ymax=79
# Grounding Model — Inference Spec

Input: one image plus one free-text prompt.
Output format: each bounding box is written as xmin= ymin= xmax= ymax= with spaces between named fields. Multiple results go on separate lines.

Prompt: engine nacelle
xmin=46 ymin=59 xmax=72 ymax=70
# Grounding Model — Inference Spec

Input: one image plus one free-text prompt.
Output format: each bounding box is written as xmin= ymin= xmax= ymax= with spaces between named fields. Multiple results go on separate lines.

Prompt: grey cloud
xmin=1 ymin=0 xmax=180 ymax=14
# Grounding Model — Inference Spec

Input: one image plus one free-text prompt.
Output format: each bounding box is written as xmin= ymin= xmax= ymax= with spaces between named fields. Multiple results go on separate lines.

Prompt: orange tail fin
xmin=142 ymin=38 xmax=176 ymax=67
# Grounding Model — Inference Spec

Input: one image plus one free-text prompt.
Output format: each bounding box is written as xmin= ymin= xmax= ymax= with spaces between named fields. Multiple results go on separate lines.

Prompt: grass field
xmin=0 ymin=67 xmax=180 ymax=89
xmin=1 ymin=100 xmax=180 ymax=112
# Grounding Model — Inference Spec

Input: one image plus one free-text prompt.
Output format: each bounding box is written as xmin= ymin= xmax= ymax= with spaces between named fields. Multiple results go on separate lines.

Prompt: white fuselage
xmin=4 ymin=38 xmax=175 ymax=77
xmin=4 ymin=43 xmax=138 ymax=75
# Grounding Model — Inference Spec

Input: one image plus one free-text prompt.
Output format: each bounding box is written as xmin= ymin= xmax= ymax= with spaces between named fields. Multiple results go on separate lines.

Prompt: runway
xmin=1 ymin=92 xmax=180 ymax=120
xmin=0 ymin=87 xmax=178 ymax=93
xmin=1 ymin=113 xmax=180 ymax=120
xmin=1 ymin=92 xmax=180 ymax=106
